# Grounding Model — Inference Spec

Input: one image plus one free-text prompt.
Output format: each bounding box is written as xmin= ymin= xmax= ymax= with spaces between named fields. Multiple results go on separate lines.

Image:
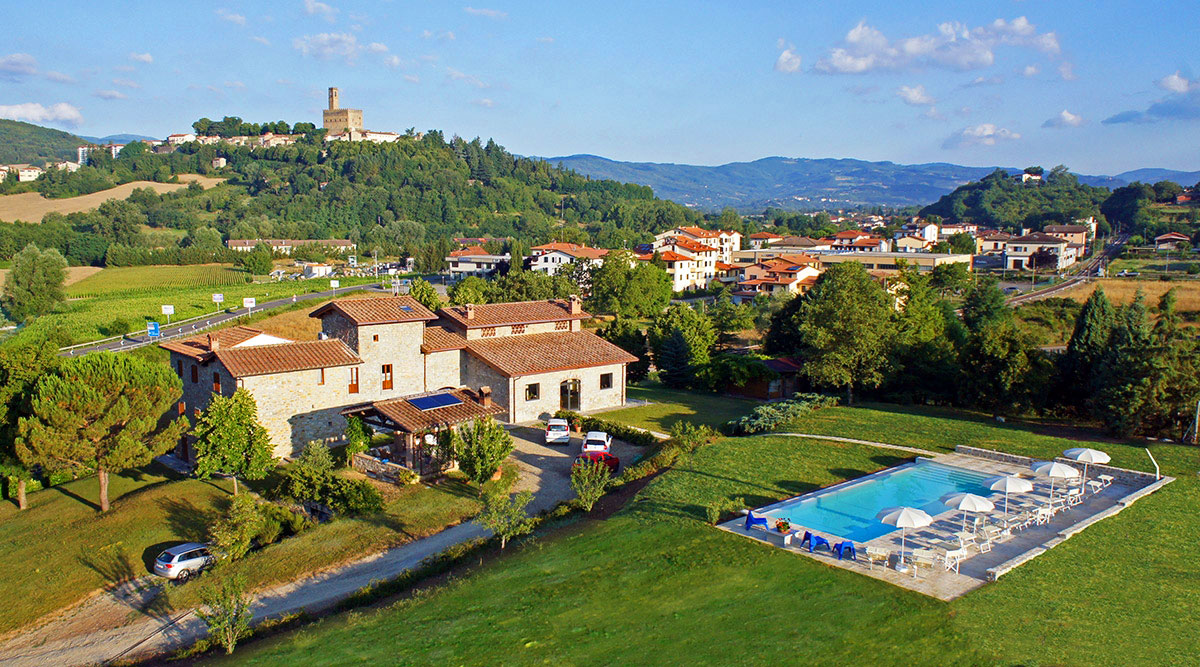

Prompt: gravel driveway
xmin=505 ymin=425 xmax=641 ymax=514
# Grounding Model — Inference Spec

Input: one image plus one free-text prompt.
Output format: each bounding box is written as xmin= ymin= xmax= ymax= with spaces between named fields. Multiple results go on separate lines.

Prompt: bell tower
xmin=321 ymin=85 xmax=363 ymax=133
xmin=328 ymin=87 xmax=339 ymax=110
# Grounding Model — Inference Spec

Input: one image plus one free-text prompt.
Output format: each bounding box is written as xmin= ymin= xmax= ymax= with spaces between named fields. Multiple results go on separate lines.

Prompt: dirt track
xmin=0 ymin=176 xmax=224 ymax=222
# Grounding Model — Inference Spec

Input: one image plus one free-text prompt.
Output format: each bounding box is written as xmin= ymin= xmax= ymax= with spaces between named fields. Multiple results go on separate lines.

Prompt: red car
xmin=573 ymin=451 xmax=619 ymax=475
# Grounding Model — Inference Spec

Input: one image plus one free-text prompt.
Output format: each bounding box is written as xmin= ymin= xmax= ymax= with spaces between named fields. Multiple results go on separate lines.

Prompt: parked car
xmin=573 ymin=451 xmax=620 ymax=475
xmin=545 ymin=418 xmax=571 ymax=445
xmin=153 ymin=543 xmax=215 ymax=581
xmin=1118 ymin=270 xmax=1140 ymax=277
xmin=582 ymin=431 xmax=612 ymax=453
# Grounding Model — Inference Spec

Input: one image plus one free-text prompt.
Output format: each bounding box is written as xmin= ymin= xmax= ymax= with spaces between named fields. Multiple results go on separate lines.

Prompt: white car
xmin=582 ymin=431 xmax=612 ymax=453
xmin=545 ymin=418 xmax=571 ymax=445
xmin=153 ymin=542 xmax=215 ymax=581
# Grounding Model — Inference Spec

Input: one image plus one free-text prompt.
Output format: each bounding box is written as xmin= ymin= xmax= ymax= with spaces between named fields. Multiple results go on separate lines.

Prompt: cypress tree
xmin=1062 ymin=286 xmax=1115 ymax=409
xmin=1091 ymin=296 xmax=1155 ymax=436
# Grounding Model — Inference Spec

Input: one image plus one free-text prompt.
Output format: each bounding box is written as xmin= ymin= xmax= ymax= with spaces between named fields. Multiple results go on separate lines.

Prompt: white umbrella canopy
xmin=940 ymin=492 xmax=996 ymax=532
xmin=984 ymin=475 xmax=1034 ymax=516
xmin=1063 ymin=448 xmax=1110 ymax=490
xmin=1031 ymin=460 xmax=1079 ymax=503
xmin=876 ymin=507 xmax=933 ymax=559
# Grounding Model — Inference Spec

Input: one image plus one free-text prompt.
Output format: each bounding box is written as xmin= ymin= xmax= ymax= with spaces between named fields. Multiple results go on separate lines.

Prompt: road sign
xmin=243 ymin=297 xmax=256 ymax=309
xmin=213 ymin=293 xmax=224 ymax=304
xmin=330 ymin=279 xmax=340 ymax=288
xmin=161 ymin=304 xmax=174 ymax=324
xmin=347 ymin=255 xmax=357 ymax=267
xmin=147 ymin=321 xmax=161 ymax=338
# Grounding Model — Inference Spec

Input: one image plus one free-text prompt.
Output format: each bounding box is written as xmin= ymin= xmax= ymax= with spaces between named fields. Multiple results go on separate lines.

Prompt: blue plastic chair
xmin=745 ymin=513 xmax=769 ymax=531
xmin=833 ymin=541 xmax=857 ymax=561
xmin=798 ymin=530 xmax=813 ymax=549
xmin=808 ymin=534 xmax=831 ymax=553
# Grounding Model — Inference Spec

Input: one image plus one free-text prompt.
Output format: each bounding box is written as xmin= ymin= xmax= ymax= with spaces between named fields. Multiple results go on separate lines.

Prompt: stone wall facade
xmin=461 ymin=318 xmax=580 ymax=341
xmin=242 ymin=367 xmax=362 ymax=458
xmin=424 ymin=349 xmax=464 ymax=390
xmin=463 ymin=361 xmax=627 ymax=423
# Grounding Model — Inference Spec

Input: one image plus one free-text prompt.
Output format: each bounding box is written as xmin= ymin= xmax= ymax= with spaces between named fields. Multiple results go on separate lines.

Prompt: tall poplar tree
xmin=16 ymin=353 xmax=186 ymax=512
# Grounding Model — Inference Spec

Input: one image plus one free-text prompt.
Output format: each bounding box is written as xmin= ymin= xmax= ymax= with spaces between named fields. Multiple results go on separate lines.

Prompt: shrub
xmin=705 ymin=496 xmax=745 ymax=525
xmin=343 ymin=416 xmax=372 ymax=465
xmin=279 ymin=442 xmax=335 ymax=503
xmin=327 ymin=477 xmax=384 ymax=516
xmin=209 ymin=493 xmax=264 ymax=560
xmin=669 ymin=421 xmax=718 ymax=452
xmin=722 ymin=393 xmax=839 ymax=436
xmin=570 ymin=460 xmax=611 ymax=512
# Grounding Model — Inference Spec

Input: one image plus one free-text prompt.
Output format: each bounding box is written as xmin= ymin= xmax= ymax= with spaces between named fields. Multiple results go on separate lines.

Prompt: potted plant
xmin=775 ymin=519 xmax=791 ymax=533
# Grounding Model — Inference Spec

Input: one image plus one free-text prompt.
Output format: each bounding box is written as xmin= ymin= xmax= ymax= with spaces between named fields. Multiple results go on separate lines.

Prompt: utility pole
xmin=1193 ymin=398 xmax=1199 ymax=445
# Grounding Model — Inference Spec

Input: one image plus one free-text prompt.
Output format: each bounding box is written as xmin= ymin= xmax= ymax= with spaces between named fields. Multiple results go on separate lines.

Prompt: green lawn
xmin=220 ymin=403 xmax=1200 ymax=665
xmin=601 ymin=384 xmax=759 ymax=433
xmin=0 ymin=463 xmax=480 ymax=634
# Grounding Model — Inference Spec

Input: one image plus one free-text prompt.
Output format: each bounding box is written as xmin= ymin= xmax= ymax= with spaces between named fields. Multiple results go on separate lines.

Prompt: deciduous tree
xmin=16 ymin=353 xmax=186 ymax=512
xmin=599 ymin=318 xmax=650 ymax=383
xmin=192 ymin=389 xmax=274 ymax=495
xmin=0 ymin=337 xmax=57 ymax=510
xmin=197 ymin=574 xmax=253 ymax=655
xmin=408 ymin=277 xmax=442 ymax=312
xmin=570 ymin=460 xmax=610 ymax=512
xmin=478 ymin=489 xmax=535 ymax=549
xmin=455 ymin=417 xmax=514 ymax=489
xmin=2 ymin=244 xmax=67 ymax=322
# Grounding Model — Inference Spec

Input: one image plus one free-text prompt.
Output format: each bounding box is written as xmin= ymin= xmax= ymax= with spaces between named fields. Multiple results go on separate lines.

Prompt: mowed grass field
xmin=220 ymin=403 xmax=1199 ymax=665
xmin=0 ymin=175 xmax=225 ymax=223
xmin=1059 ymin=277 xmax=1200 ymax=312
xmin=0 ymin=464 xmax=481 ymax=635
xmin=602 ymin=384 xmax=760 ymax=432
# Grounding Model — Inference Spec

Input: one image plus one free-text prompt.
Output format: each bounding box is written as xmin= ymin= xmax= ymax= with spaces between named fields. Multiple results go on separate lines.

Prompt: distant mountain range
xmin=543 ymin=154 xmax=1200 ymax=211
xmin=76 ymin=133 xmax=159 ymax=144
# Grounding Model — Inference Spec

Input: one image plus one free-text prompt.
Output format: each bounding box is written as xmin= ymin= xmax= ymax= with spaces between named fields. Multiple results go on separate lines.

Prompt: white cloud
xmin=1022 ymin=64 xmax=1039 ymax=77
xmin=1158 ymin=71 xmax=1192 ymax=94
xmin=774 ymin=45 xmax=802 ymax=74
xmin=94 ymin=89 xmax=126 ymax=100
xmin=216 ymin=8 xmax=246 ymax=26
xmin=471 ymin=98 xmax=495 ymax=108
xmin=464 ymin=7 xmax=506 ymax=19
xmin=963 ymin=75 xmax=1003 ymax=87
xmin=536 ymin=37 xmax=555 ymax=44
xmin=293 ymin=33 xmax=360 ymax=62
xmin=383 ymin=55 xmax=401 ymax=68
xmin=1042 ymin=109 xmax=1084 ymax=128
xmin=113 ymin=64 xmax=135 ymax=72
xmin=447 ymin=67 xmax=487 ymax=88
xmin=252 ymin=36 xmax=271 ymax=45
xmin=1058 ymin=61 xmax=1076 ymax=80
xmin=942 ymin=123 xmax=1021 ymax=148
xmin=44 ymin=70 xmax=75 ymax=84
xmin=442 ymin=31 xmax=456 ymax=41
xmin=923 ymin=106 xmax=946 ymax=121
xmin=0 ymin=53 xmax=38 ymax=80
xmin=366 ymin=42 xmax=389 ymax=54
xmin=112 ymin=78 xmax=140 ymax=89
xmin=403 ymin=74 xmax=420 ymax=83
xmin=0 ymin=102 xmax=83 ymax=126
xmin=421 ymin=30 xmax=433 ymax=39
xmin=815 ymin=16 xmax=1060 ymax=74
xmin=225 ymin=80 xmax=246 ymax=89
xmin=303 ymin=0 xmax=337 ymax=21
xmin=897 ymin=84 xmax=935 ymax=106
xmin=129 ymin=52 xmax=153 ymax=64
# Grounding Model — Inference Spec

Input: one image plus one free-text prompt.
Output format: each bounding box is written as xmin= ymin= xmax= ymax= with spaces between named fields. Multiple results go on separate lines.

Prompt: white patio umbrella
xmin=984 ymin=475 xmax=1034 ymax=517
xmin=1062 ymin=447 xmax=1110 ymax=490
xmin=1030 ymin=460 xmax=1079 ymax=503
xmin=940 ymin=492 xmax=996 ymax=532
xmin=875 ymin=506 xmax=932 ymax=561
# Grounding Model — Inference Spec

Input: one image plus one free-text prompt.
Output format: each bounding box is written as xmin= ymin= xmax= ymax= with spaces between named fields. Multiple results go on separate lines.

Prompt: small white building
xmin=527 ymin=242 xmax=609 ymax=275
xmin=303 ymin=263 xmax=334 ymax=279
xmin=1003 ymin=233 xmax=1077 ymax=271
xmin=167 ymin=133 xmax=197 ymax=146
xmin=446 ymin=246 xmax=510 ymax=278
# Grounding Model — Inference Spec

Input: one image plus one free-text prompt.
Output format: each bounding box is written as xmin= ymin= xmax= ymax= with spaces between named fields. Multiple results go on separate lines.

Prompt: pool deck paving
xmin=719 ymin=449 xmax=1171 ymax=601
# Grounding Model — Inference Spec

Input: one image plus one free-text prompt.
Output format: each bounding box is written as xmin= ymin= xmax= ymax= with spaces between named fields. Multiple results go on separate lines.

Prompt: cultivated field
xmin=1059 ymin=278 xmax=1200 ymax=311
xmin=64 ymin=264 xmax=250 ymax=299
xmin=0 ymin=175 xmax=224 ymax=222
xmin=0 ymin=265 xmax=101 ymax=287
xmin=251 ymin=301 xmax=326 ymax=340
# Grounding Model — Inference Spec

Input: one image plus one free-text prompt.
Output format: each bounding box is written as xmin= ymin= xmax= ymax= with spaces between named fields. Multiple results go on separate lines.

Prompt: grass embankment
xmin=15 ymin=264 xmax=381 ymax=345
xmin=219 ymin=400 xmax=1199 ymax=665
xmin=0 ymin=462 xmax=480 ymax=634
xmin=601 ymin=384 xmax=759 ymax=432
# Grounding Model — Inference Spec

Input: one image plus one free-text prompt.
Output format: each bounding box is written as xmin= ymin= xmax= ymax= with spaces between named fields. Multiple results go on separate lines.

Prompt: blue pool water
xmin=759 ymin=460 xmax=994 ymax=542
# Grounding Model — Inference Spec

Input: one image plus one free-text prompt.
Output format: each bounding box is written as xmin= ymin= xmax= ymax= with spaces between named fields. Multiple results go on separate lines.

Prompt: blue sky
xmin=2 ymin=0 xmax=1197 ymax=175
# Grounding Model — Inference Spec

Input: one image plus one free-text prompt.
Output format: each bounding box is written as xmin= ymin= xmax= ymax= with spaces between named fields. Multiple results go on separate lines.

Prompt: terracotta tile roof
xmin=465 ymin=331 xmax=637 ymax=377
xmin=715 ymin=261 xmax=737 ymax=271
xmin=159 ymin=326 xmax=266 ymax=361
xmin=778 ymin=236 xmax=823 ymax=247
xmin=1012 ymin=232 xmax=1067 ymax=244
xmin=835 ymin=230 xmax=869 ymax=238
xmin=1155 ymin=232 xmax=1190 ymax=241
xmin=449 ymin=245 xmax=489 ymax=257
xmin=422 ymin=325 xmax=468 ymax=353
xmin=775 ymin=253 xmax=819 ymax=264
xmin=439 ymin=299 xmax=588 ymax=329
xmin=310 ymin=296 xmax=437 ymax=325
xmin=678 ymin=225 xmax=723 ymax=239
xmin=851 ymin=238 xmax=885 ymax=247
xmin=215 ymin=339 xmax=361 ymax=378
xmin=749 ymin=232 xmax=783 ymax=239
xmin=343 ymin=388 xmax=504 ymax=434
xmin=654 ymin=251 xmax=693 ymax=263
xmin=666 ymin=236 xmax=718 ymax=253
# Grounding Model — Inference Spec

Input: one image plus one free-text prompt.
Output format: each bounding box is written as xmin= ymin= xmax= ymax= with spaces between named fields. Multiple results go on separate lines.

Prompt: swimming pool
xmin=758 ymin=460 xmax=994 ymax=542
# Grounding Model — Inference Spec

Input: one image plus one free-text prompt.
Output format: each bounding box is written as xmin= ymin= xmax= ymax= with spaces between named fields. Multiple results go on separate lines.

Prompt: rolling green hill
xmin=0 ymin=119 xmax=84 ymax=165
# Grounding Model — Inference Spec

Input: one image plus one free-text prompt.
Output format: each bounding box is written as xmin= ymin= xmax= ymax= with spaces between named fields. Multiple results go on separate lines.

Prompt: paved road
xmin=0 ymin=426 xmax=646 ymax=666
xmin=59 ymin=283 xmax=390 ymax=357
xmin=1006 ymin=233 xmax=1128 ymax=307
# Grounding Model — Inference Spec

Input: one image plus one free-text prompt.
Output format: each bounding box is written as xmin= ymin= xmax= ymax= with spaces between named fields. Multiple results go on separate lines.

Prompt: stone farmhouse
xmin=162 ymin=295 xmax=635 ymax=459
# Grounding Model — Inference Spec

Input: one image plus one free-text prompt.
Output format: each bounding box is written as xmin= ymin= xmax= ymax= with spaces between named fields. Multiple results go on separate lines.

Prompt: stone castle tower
xmin=322 ymin=86 xmax=363 ymax=133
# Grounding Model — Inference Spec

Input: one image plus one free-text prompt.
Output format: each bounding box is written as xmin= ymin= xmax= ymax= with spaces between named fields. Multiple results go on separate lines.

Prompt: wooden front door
xmin=560 ymin=379 xmax=581 ymax=411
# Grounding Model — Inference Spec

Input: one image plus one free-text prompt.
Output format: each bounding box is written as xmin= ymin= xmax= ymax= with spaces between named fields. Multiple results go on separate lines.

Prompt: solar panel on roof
xmin=400 ymin=305 xmax=413 ymax=312
xmin=408 ymin=393 xmax=463 ymax=411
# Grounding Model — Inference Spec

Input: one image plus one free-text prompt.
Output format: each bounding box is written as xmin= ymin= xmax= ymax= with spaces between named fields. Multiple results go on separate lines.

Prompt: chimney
xmin=465 ymin=303 xmax=475 ymax=320
xmin=568 ymin=294 xmax=582 ymax=315
xmin=479 ymin=386 xmax=492 ymax=407
xmin=208 ymin=334 xmax=219 ymax=351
